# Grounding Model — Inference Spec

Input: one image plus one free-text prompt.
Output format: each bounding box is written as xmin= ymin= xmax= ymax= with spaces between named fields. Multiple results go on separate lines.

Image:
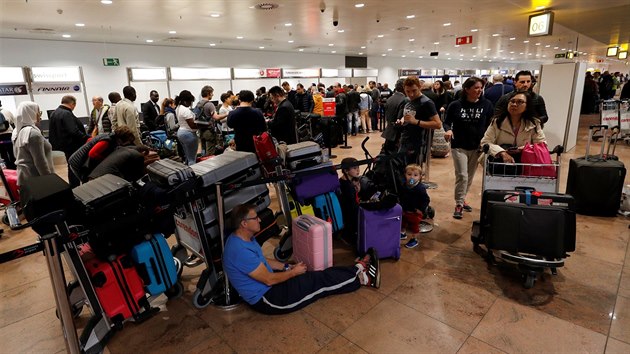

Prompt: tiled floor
xmin=1 ymin=113 xmax=629 ymax=353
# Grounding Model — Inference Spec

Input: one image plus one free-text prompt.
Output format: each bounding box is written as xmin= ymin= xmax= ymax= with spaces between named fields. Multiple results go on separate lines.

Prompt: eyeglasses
xmin=508 ymin=99 xmax=526 ymax=106
xmin=243 ymin=216 xmax=260 ymax=222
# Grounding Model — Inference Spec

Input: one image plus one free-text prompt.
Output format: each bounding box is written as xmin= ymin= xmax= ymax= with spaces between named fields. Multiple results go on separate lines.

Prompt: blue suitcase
xmin=313 ymin=192 xmax=344 ymax=233
xmin=131 ymin=234 xmax=179 ymax=296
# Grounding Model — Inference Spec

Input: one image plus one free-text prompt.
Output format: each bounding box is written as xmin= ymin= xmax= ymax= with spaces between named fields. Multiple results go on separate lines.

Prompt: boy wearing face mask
xmin=399 ymin=164 xmax=431 ymax=249
xmin=339 ymin=157 xmax=361 ymax=245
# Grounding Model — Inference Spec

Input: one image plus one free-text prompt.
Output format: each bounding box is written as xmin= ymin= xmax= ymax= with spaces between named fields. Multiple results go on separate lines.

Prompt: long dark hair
xmin=494 ymin=91 xmax=539 ymax=131
xmin=460 ymin=77 xmax=484 ymax=101
xmin=174 ymin=90 xmax=194 ymax=107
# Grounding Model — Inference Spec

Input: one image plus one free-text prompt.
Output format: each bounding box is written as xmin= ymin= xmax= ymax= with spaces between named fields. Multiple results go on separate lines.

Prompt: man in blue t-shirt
xmin=223 ymin=204 xmax=381 ymax=315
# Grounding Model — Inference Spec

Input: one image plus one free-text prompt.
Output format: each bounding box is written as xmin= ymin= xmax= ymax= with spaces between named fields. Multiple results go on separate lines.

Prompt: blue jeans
xmin=177 ymin=129 xmax=198 ymax=165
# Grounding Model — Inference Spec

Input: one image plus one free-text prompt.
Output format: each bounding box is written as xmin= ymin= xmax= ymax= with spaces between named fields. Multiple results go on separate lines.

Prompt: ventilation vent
xmin=29 ymin=28 xmax=56 ymax=34
xmin=397 ymin=27 xmax=410 ymax=31
xmin=255 ymin=3 xmax=279 ymax=10
xmin=163 ymin=37 xmax=183 ymax=42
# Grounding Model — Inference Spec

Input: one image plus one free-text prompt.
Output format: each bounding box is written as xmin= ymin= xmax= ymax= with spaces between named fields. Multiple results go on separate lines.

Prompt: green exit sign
xmin=555 ymin=53 xmax=566 ymax=58
xmin=103 ymin=58 xmax=120 ymax=66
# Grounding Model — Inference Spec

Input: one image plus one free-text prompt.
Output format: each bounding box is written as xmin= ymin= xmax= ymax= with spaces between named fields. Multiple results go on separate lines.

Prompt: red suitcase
xmin=80 ymin=244 xmax=148 ymax=325
xmin=0 ymin=168 xmax=19 ymax=205
xmin=253 ymin=132 xmax=279 ymax=174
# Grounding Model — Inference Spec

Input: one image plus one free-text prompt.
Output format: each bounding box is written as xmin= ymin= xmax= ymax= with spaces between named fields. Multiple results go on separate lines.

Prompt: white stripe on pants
xmin=451 ymin=148 xmax=481 ymax=205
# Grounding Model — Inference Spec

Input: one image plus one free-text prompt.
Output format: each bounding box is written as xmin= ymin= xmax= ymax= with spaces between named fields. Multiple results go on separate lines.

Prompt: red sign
xmin=322 ymin=98 xmax=336 ymax=117
xmin=456 ymin=36 xmax=473 ymax=45
xmin=596 ymin=59 xmax=604 ymax=63
xmin=265 ymin=68 xmax=281 ymax=78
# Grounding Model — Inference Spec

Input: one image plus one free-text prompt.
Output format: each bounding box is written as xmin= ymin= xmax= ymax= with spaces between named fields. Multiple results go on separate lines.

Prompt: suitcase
xmin=254 ymin=208 xmax=281 ymax=246
xmin=281 ymin=141 xmax=323 ymax=171
xmin=485 ymin=201 xmax=575 ymax=259
xmin=313 ymin=192 xmax=344 ymax=233
xmin=292 ymin=161 xmax=340 ymax=203
xmin=292 ymin=215 xmax=333 ymax=271
xmin=190 ymin=150 xmax=262 ymax=189
xmin=146 ymin=159 xmax=195 ymax=187
xmin=477 ymin=189 xmax=576 ymax=255
xmin=288 ymin=193 xmax=315 ymax=219
xmin=80 ymin=244 xmax=149 ymax=325
xmin=131 ymin=234 xmax=178 ymax=296
xmin=72 ymin=174 xmax=133 ymax=218
xmin=201 ymin=184 xmax=271 ymax=226
xmin=19 ymin=174 xmax=74 ymax=234
xmin=566 ymin=125 xmax=626 ymax=216
xmin=0 ymin=168 xmax=19 ymax=204
xmin=253 ymin=132 xmax=280 ymax=173
xmin=358 ymin=204 xmax=402 ymax=260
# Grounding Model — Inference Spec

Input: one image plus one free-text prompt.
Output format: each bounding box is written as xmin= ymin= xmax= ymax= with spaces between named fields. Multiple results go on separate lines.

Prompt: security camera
xmin=320 ymin=1 xmax=325 ymax=13
xmin=376 ymin=18 xmax=380 ymax=23
xmin=333 ymin=20 xmax=338 ymax=26
xmin=333 ymin=7 xmax=338 ymax=26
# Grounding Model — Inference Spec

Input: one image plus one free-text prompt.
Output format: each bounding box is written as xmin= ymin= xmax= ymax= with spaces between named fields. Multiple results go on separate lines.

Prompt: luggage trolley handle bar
xmin=587 ymin=124 xmax=608 ymax=160
xmin=10 ymin=209 xmax=66 ymax=231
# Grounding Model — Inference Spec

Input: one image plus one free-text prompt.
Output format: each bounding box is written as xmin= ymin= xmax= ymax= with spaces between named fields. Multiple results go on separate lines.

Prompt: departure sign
xmin=455 ymin=36 xmax=473 ymax=45
xmin=528 ymin=12 xmax=554 ymax=37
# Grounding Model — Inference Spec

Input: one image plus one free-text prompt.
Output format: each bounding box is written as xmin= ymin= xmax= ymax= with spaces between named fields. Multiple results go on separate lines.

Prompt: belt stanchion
xmin=42 ymin=230 xmax=81 ymax=354
xmin=325 ymin=116 xmax=337 ymax=159
xmin=339 ymin=116 xmax=352 ymax=149
xmin=422 ymin=129 xmax=438 ymax=190
xmin=213 ymin=182 xmax=240 ymax=310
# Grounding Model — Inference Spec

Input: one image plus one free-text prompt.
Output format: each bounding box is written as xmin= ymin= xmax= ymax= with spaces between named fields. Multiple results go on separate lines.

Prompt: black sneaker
xmin=453 ymin=205 xmax=464 ymax=219
xmin=366 ymin=247 xmax=381 ymax=289
xmin=463 ymin=203 xmax=473 ymax=212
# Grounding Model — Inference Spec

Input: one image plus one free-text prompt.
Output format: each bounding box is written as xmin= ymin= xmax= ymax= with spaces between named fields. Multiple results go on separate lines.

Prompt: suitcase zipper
xmin=150 ymin=237 xmax=172 ymax=289
xmin=110 ymin=258 xmax=140 ymax=316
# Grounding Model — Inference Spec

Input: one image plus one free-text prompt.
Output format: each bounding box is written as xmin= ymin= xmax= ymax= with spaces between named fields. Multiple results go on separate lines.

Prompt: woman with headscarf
xmin=11 ymin=101 xmax=54 ymax=186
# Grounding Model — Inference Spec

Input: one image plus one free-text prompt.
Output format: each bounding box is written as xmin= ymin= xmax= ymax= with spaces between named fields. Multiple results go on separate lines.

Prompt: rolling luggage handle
xmin=586 ymin=125 xmax=608 ymax=161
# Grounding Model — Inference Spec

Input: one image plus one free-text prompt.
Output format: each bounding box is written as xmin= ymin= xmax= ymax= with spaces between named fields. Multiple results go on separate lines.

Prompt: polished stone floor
xmin=0 ymin=113 xmax=629 ymax=354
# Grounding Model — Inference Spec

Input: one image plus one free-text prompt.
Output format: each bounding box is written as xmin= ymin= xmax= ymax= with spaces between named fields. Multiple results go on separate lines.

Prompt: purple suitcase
xmin=358 ymin=204 xmax=402 ymax=260
xmin=292 ymin=161 xmax=340 ymax=203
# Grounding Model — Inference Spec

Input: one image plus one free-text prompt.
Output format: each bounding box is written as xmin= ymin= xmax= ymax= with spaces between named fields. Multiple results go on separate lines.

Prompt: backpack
xmin=0 ymin=110 xmax=9 ymax=132
xmin=192 ymin=100 xmax=212 ymax=122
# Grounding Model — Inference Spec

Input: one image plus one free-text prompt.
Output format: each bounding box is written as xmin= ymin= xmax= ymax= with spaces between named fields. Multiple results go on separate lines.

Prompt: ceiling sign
xmin=528 ymin=12 xmax=554 ymax=37
xmin=321 ymin=69 xmax=339 ymax=78
xmin=169 ymin=67 xmax=231 ymax=80
xmin=264 ymin=68 xmax=281 ymax=78
xmin=32 ymin=82 xmax=82 ymax=95
xmin=233 ymin=68 xmax=263 ymax=79
xmin=31 ymin=67 xmax=81 ymax=82
xmin=0 ymin=84 xmax=28 ymax=96
xmin=0 ymin=67 xmax=25 ymax=84
xmin=282 ymin=68 xmax=320 ymax=78
xmin=130 ymin=68 xmax=167 ymax=81
xmin=399 ymin=69 xmax=421 ymax=76
xmin=455 ymin=36 xmax=473 ymax=45
xmin=353 ymin=69 xmax=378 ymax=77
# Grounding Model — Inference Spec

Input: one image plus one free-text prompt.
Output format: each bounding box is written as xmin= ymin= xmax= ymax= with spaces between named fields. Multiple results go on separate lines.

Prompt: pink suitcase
xmin=292 ymin=215 xmax=333 ymax=271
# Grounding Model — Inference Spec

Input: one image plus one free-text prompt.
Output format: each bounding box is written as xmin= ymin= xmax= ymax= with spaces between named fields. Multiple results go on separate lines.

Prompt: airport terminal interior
xmin=1 ymin=1 xmax=630 ymax=353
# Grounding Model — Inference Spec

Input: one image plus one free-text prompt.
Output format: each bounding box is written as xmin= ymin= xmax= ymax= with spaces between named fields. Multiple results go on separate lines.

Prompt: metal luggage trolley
xmin=592 ymin=99 xmax=620 ymax=142
xmin=619 ymin=100 xmax=630 ymax=144
xmin=473 ymin=144 xmax=567 ymax=288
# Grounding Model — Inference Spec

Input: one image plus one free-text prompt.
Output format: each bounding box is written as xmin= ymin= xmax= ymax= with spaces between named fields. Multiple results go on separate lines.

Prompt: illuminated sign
xmin=619 ymin=51 xmax=628 ymax=60
xmin=528 ymin=12 xmax=554 ymax=37
xmin=607 ymin=47 xmax=619 ymax=57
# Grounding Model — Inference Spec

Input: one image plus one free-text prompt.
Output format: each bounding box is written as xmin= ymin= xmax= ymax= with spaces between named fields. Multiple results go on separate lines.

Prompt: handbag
xmin=520 ymin=142 xmax=555 ymax=177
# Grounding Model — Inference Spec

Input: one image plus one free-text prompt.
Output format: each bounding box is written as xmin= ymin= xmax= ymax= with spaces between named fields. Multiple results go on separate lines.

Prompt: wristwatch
xmin=416 ymin=119 xmax=421 ymax=126
xmin=284 ymin=263 xmax=290 ymax=271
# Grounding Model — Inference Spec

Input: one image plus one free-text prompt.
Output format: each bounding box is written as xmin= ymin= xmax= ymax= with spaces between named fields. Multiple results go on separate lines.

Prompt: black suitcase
xmin=73 ymin=174 xmax=133 ymax=218
xmin=477 ymin=189 xmax=576 ymax=255
xmin=566 ymin=125 xmax=626 ymax=216
xmin=485 ymin=201 xmax=575 ymax=259
xmin=19 ymin=174 xmax=74 ymax=234
xmin=146 ymin=159 xmax=195 ymax=187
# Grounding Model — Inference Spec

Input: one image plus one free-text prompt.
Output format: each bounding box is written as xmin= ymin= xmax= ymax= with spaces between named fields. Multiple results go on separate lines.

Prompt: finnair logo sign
xmin=32 ymin=83 xmax=81 ymax=94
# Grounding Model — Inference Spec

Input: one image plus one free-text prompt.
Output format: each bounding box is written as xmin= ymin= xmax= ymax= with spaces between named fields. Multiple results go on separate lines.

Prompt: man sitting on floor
xmin=223 ymin=204 xmax=381 ymax=315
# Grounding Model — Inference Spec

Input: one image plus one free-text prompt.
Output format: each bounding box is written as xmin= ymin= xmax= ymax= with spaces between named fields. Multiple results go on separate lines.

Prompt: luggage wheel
xmin=274 ymin=246 xmax=291 ymax=262
xmin=173 ymin=257 xmax=183 ymax=278
xmin=523 ymin=271 xmax=537 ymax=289
xmin=192 ymin=289 xmax=213 ymax=309
xmin=165 ymin=281 xmax=184 ymax=300
xmin=550 ymin=267 xmax=558 ymax=275
xmin=184 ymin=254 xmax=204 ymax=268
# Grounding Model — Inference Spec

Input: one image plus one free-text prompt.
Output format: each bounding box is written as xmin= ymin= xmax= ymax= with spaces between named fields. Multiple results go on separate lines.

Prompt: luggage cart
xmin=593 ymin=100 xmax=620 ymax=142
xmin=472 ymin=145 xmax=568 ymax=288
xmin=619 ymin=100 xmax=630 ymax=145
